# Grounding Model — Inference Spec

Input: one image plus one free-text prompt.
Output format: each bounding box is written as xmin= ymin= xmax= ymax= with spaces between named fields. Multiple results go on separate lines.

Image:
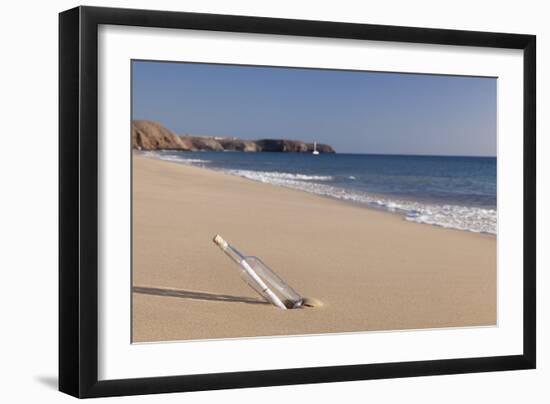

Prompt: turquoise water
xmin=141 ymin=151 xmax=497 ymax=234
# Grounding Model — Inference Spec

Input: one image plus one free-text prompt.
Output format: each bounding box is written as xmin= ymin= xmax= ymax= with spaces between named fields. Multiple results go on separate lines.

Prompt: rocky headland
xmin=132 ymin=120 xmax=335 ymax=153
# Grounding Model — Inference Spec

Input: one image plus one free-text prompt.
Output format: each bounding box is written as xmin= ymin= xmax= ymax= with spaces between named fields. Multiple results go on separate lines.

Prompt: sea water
xmin=141 ymin=151 xmax=496 ymax=234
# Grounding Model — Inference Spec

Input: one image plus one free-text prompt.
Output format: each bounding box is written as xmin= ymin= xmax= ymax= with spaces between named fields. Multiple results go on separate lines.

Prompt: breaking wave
xmin=140 ymin=151 xmax=211 ymax=165
xmin=222 ymin=169 xmax=496 ymax=234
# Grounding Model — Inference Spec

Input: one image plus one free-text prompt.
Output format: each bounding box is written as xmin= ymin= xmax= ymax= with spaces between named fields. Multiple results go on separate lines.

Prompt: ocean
xmin=140 ymin=151 xmax=497 ymax=234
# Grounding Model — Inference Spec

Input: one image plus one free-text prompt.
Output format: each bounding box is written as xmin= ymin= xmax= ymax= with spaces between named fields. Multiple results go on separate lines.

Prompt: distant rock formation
xmin=132 ymin=120 xmax=192 ymax=151
xmin=132 ymin=120 xmax=335 ymax=153
xmin=255 ymin=139 xmax=309 ymax=153
xmin=256 ymin=139 xmax=335 ymax=153
xmin=216 ymin=137 xmax=260 ymax=152
xmin=185 ymin=136 xmax=224 ymax=152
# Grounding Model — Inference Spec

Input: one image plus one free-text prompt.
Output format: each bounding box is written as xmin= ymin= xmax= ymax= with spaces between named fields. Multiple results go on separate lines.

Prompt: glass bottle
xmin=213 ymin=235 xmax=304 ymax=309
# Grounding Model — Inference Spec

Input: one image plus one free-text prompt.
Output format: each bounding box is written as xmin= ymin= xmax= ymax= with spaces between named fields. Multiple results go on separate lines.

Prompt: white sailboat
xmin=312 ymin=141 xmax=320 ymax=155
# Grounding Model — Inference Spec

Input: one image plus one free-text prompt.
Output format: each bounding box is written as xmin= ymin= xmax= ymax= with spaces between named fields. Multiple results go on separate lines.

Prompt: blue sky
xmin=132 ymin=60 xmax=496 ymax=156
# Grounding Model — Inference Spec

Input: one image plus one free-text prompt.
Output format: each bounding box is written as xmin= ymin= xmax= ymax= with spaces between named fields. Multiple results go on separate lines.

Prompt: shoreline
xmin=138 ymin=151 xmax=497 ymax=237
xmin=132 ymin=154 xmax=496 ymax=342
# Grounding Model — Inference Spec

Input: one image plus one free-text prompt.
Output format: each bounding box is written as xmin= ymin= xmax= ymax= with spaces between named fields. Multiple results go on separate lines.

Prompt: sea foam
xmin=222 ymin=169 xmax=496 ymax=234
xmin=224 ymin=169 xmax=333 ymax=182
xmin=141 ymin=151 xmax=211 ymax=165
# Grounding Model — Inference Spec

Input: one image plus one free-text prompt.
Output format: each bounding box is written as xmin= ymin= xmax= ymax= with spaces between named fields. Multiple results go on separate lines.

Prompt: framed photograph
xmin=59 ymin=6 xmax=536 ymax=398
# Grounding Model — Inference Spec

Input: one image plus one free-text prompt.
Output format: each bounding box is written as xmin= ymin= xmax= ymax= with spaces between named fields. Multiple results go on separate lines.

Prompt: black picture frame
xmin=59 ymin=6 xmax=536 ymax=398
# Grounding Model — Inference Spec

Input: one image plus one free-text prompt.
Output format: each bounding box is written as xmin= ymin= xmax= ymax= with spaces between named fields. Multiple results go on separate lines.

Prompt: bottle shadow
xmin=132 ymin=286 xmax=269 ymax=305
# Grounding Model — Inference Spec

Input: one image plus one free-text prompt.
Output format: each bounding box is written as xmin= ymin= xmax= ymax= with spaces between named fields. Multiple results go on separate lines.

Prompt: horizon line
xmin=335 ymin=152 xmax=496 ymax=158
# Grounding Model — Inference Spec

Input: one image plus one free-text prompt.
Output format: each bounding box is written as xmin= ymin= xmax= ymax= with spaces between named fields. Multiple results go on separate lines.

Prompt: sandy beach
xmin=132 ymin=154 xmax=496 ymax=343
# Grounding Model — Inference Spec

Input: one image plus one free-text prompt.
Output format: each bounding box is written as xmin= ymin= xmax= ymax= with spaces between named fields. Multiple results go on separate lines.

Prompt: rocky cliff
xmin=255 ymin=139 xmax=335 ymax=153
xmin=132 ymin=120 xmax=192 ymax=151
xmin=132 ymin=120 xmax=335 ymax=153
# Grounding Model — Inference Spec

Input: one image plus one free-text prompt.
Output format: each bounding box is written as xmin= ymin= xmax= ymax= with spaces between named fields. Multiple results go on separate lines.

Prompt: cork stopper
xmin=212 ymin=234 xmax=228 ymax=249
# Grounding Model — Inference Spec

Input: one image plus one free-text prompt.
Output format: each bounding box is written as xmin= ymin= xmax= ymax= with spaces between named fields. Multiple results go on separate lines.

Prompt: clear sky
xmin=132 ymin=60 xmax=496 ymax=156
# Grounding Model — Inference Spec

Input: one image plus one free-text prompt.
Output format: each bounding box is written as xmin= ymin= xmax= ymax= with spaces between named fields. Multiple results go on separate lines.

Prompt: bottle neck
xmin=222 ymin=244 xmax=245 ymax=264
